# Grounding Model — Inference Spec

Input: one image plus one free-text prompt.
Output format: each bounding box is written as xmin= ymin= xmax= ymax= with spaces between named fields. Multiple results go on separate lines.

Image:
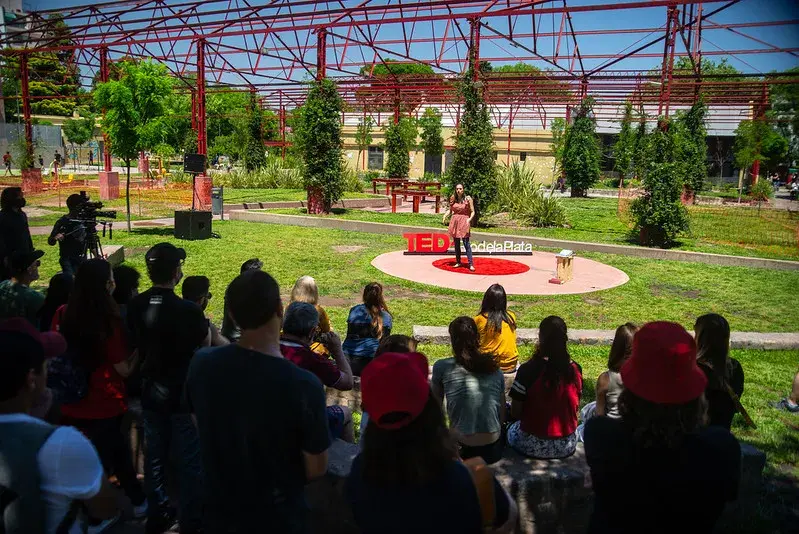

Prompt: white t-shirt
xmin=0 ymin=413 xmax=104 ymax=534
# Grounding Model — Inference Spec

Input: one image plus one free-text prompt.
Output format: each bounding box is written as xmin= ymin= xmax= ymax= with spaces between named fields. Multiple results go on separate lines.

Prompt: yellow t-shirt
xmin=474 ymin=311 xmax=518 ymax=373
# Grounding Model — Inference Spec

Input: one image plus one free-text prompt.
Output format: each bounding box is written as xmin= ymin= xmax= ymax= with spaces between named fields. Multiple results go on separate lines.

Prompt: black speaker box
xmin=174 ymin=210 xmax=212 ymax=240
xmin=183 ymin=153 xmax=207 ymax=174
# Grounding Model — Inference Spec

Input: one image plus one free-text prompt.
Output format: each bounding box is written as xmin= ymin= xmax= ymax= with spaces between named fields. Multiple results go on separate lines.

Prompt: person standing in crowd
xmin=343 ymin=282 xmax=393 ymax=376
xmin=0 ymin=249 xmax=45 ymax=325
xmin=0 ymin=187 xmax=33 ymax=280
xmin=38 ymin=272 xmax=73 ymax=332
xmin=182 ymin=275 xmax=228 ymax=346
xmin=347 ymin=351 xmax=516 ymax=534
xmin=126 ymin=243 xmax=209 ymax=534
xmin=695 ymin=313 xmax=744 ymax=430
xmin=0 ymin=318 xmax=120 ymax=534
xmin=280 ymin=301 xmax=355 ymax=442
xmin=3 ymin=151 xmax=12 ymax=175
xmin=432 ymin=316 xmax=506 ymax=464
xmin=584 ymin=322 xmax=741 ymax=534
xmin=112 ymin=265 xmax=140 ymax=321
xmin=47 ymin=194 xmax=89 ymax=279
xmin=474 ymin=284 xmax=519 ymax=375
xmin=185 ymin=270 xmax=331 ymax=534
xmin=52 ymin=259 xmax=147 ymax=527
xmin=221 ymin=257 xmax=263 ymax=342
xmin=508 ymin=316 xmax=583 ymax=459
xmin=442 ymin=183 xmax=475 ymax=271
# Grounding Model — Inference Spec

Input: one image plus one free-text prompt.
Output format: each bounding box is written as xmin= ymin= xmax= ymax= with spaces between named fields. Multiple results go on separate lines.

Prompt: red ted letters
xmin=404 ymin=233 xmax=450 ymax=253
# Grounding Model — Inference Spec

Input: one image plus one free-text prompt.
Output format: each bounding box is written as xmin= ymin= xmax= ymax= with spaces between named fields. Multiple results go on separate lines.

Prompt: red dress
xmin=448 ymin=198 xmax=471 ymax=239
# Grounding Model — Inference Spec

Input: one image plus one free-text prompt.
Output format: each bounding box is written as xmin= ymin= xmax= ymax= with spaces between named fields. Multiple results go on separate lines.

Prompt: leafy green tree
xmin=549 ymin=117 xmax=567 ymax=182
xmin=384 ymin=116 xmax=417 ymax=178
xmin=448 ymin=73 xmax=497 ymax=222
xmin=613 ymin=102 xmax=636 ymax=184
xmin=633 ymin=116 xmax=650 ymax=180
xmin=674 ymin=97 xmax=708 ymax=194
xmin=354 ymin=116 xmax=374 ymax=170
xmin=293 ymin=78 xmax=345 ymax=212
xmin=244 ymin=92 xmax=267 ymax=172
xmin=563 ymin=98 xmax=601 ymax=197
xmin=94 ymin=61 xmax=173 ymax=230
xmin=62 ymin=112 xmax=95 ymax=168
xmin=418 ymin=108 xmax=444 ymax=173
xmin=360 ymin=60 xmax=435 ymax=77
xmin=768 ymin=67 xmax=799 ymax=166
xmin=734 ymin=119 xmax=789 ymax=180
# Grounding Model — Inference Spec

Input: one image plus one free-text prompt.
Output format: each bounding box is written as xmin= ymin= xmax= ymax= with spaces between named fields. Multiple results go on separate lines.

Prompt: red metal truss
xmin=1 ymin=0 xmax=797 ymax=160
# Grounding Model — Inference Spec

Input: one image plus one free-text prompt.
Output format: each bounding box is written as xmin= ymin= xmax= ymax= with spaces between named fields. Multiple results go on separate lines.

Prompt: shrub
xmin=563 ymin=98 xmax=602 ymax=197
xmin=212 ymin=156 xmax=303 ymax=189
xmin=630 ymin=161 xmax=690 ymax=246
xmin=749 ymin=179 xmax=774 ymax=201
xmin=342 ymin=167 xmax=365 ymax=193
xmin=244 ymin=92 xmax=267 ymax=172
xmin=384 ymin=116 xmax=417 ymax=179
xmin=492 ymin=163 xmax=567 ymax=227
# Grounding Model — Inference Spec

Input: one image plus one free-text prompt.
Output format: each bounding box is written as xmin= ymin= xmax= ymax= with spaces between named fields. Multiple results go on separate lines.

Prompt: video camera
xmin=74 ymin=191 xmax=117 ymax=221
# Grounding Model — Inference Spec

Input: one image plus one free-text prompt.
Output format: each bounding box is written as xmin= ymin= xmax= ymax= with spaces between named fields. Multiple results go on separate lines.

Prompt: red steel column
xmin=316 ymin=28 xmax=327 ymax=80
xmin=194 ymin=39 xmax=211 ymax=210
xmin=658 ymin=6 xmax=679 ymax=117
xmin=98 ymin=47 xmax=119 ymax=199
xmin=19 ymin=52 xmax=42 ymax=192
xmin=751 ymin=83 xmax=768 ymax=184
xmin=393 ymin=88 xmax=400 ymax=125
xmin=469 ymin=17 xmax=481 ymax=79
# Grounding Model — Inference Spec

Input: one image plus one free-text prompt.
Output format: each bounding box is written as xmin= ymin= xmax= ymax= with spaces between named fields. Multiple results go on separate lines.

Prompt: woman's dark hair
xmin=363 ymin=282 xmax=391 ymax=338
xmin=478 ymin=283 xmax=516 ymax=335
xmin=534 ymin=316 xmax=576 ymax=387
xmin=695 ymin=313 xmax=731 ymax=390
xmin=60 ymin=259 xmax=122 ymax=371
xmin=361 ymin=393 xmax=457 ymax=486
xmin=376 ymin=334 xmax=417 ymax=356
xmin=112 ymin=265 xmax=141 ymax=305
xmin=449 ymin=316 xmax=498 ymax=374
xmin=38 ymin=273 xmax=74 ymax=332
xmin=0 ymin=187 xmax=22 ymax=211
xmin=607 ymin=323 xmax=638 ymax=372
xmin=619 ymin=389 xmax=708 ymax=449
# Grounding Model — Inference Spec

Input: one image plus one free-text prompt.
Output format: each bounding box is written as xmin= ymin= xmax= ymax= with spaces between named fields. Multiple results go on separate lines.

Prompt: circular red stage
xmin=432 ymin=257 xmax=530 ymax=276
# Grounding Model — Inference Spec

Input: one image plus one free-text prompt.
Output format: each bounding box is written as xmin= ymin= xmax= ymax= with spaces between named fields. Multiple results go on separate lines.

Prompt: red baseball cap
xmin=621 ymin=322 xmax=707 ymax=404
xmin=0 ymin=318 xmax=67 ymax=359
xmin=361 ymin=352 xmax=430 ymax=430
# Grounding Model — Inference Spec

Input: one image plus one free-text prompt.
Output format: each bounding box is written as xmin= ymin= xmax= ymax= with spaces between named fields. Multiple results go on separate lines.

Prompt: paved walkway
xmin=413 ymin=325 xmax=799 ymax=350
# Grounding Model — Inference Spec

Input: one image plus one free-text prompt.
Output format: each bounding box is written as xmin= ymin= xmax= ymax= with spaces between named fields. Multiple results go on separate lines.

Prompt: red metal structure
xmin=1 ymin=0 xmax=797 ymax=181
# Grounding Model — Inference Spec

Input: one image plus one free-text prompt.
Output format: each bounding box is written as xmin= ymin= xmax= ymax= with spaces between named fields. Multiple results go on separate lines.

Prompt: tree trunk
xmin=125 ymin=160 xmax=132 ymax=231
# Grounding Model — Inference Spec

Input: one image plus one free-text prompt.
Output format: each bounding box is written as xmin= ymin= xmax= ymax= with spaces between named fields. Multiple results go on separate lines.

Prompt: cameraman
xmin=48 ymin=194 xmax=87 ymax=278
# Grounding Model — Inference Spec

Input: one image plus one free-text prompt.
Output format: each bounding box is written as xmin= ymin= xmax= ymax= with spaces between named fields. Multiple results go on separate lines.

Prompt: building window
xmin=368 ymin=146 xmax=384 ymax=170
xmin=520 ymin=152 xmax=527 ymax=161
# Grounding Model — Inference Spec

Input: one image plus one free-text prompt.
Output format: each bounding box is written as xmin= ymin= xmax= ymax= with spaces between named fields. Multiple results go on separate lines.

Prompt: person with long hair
xmin=52 ymin=259 xmax=147 ymax=524
xmin=343 ymin=282 xmax=393 ymax=376
xmin=346 ymin=352 xmax=516 ymax=533
xmin=474 ymin=284 xmax=519 ymax=374
xmin=432 ymin=317 xmax=506 ymax=464
xmin=583 ymin=322 xmax=741 ymax=534
xmin=442 ymin=183 xmax=475 ymax=271
xmin=507 ymin=316 xmax=582 ymax=459
xmin=290 ymin=275 xmax=331 ymax=333
xmin=37 ymin=272 xmax=73 ymax=332
xmin=695 ymin=313 xmax=744 ymax=429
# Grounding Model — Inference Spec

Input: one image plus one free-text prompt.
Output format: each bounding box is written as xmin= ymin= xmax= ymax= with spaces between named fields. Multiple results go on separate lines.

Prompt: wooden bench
xmin=391 ymin=188 xmax=441 ymax=213
xmin=371 ymin=178 xmax=407 ymax=195
xmin=402 ymin=180 xmax=442 ymax=202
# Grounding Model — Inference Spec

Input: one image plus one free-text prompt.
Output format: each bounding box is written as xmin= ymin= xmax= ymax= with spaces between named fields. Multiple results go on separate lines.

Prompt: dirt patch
xmin=331 ymin=245 xmax=366 ymax=253
xmin=24 ymin=207 xmax=58 ymax=217
xmin=650 ymin=283 xmax=702 ymax=299
xmin=318 ymin=296 xmax=356 ymax=307
xmin=386 ymin=287 xmax=450 ymax=301
xmin=583 ymin=298 xmax=603 ymax=306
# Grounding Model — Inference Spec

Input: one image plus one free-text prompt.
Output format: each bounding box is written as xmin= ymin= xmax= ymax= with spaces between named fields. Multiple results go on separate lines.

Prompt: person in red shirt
xmin=280 ymin=301 xmax=355 ymax=442
xmin=52 ymin=258 xmax=147 ymax=520
xmin=508 ymin=316 xmax=583 ymax=459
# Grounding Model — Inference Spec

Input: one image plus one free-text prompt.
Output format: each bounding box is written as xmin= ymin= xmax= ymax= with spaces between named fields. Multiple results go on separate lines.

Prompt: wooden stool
xmin=549 ymin=250 xmax=575 ymax=285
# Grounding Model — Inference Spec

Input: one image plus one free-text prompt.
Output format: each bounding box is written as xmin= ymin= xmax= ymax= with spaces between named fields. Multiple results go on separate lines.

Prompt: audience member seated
xmin=508 ymin=316 xmax=583 ymax=459
xmin=0 ymin=249 xmax=45 ymax=325
xmin=52 ymin=259 xmax=147 ymax=526
xmin=432 ymin=316 xmax=506 ymax=464
xmin=280 ymin=301 xmax=355 ymax=442
xmin=347 ymin=351 xmax=517 ymax=534
xmin=112 ymin=265 xmax=141 ymax=322
xmin=291 ymin=275 xmax=332 ymax=333
xmin=695 ymin=313 xmax=744 ymax=429
xmin=0 ymin=319 xmax=119 ymax=533
xmin=185 ymin=270 xmax=331 ymax=534
xmin=584 ymin=322 xmax=741 ymax=534
xmin=474 ymin=284 xmax=518 ymax=374
xmin=343 ymin=282 xmax=393 ymax=376
xmin=220 ymin=257 xmax=263 ymax=343
xmin=126 ymin=243 xmax=208 ymax=534
xmin=772 ymin=371 xmax=799 ymax=413
xmin=182 ymin=275 xmax=228 ymax=346
xmin=38 ymin=272 xmax=73 ymax=332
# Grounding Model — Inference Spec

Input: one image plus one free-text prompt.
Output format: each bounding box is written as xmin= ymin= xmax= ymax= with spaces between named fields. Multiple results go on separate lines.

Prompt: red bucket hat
xmin=361 ymin=352 xmax=429 ymax=430
xmin=621 ymin=321 xmax=707 ymax=404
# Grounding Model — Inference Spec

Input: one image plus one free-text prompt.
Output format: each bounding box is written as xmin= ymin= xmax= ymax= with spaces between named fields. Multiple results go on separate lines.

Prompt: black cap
xmin=145 ymin=242 xmax=186 ymax=268
xmin=9 ymin=250 xmax=44 ymax=273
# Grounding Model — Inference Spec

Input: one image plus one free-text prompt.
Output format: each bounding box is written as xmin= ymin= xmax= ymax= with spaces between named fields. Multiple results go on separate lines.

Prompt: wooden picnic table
xmin=401 ymin=181 xmax=442 ymax=202
xmin=391 ymin=188 xmax=441 ymax=214
xmin=371 ymin=177 xmax=408 ymax=196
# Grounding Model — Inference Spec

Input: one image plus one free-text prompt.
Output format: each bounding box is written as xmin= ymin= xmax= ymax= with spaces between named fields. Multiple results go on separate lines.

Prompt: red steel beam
xmin=19 ymin=53 xmax=33 ymax=160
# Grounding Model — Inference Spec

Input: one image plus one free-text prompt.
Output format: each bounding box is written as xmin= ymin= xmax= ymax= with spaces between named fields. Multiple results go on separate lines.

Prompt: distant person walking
xmin=88 ymin=150 xmax=94 ymax=166
xmin=3 ymin=151 xmax=12 ymax=176
xmin=53 ymin=151 xmax=62 ymax=169
xmin=38 ymin=154 xmax=44 ymax=168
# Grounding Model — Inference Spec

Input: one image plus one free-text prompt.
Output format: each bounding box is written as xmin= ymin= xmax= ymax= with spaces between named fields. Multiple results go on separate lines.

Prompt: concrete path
xmin=413 ymin=325 xmax=799 ymax=350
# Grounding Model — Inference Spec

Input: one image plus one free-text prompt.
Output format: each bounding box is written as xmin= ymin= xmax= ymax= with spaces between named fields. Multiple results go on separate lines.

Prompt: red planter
xmin=21 ymin=168 xmax=43 ymax=193
xmin=680 ymin=186 xmax=695 ymax=205
xmin=307 ymin=187 xmax=326 ymax=214
xmin=99 ymin=171 xmax=120 ymax=200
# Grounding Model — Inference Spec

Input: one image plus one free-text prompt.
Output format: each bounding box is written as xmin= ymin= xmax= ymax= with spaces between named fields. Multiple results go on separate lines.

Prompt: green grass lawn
xmin=266 ymin=196 xmax=799 ymax=260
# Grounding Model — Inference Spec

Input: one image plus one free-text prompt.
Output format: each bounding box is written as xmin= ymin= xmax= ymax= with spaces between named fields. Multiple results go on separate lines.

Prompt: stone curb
xmin=228 ymin=210 xmax=799 ymax=271
xmin=413 ymin=325 xmax=799 ymax=350
xmin=223 ymin=197 xmax=393 ymax=211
